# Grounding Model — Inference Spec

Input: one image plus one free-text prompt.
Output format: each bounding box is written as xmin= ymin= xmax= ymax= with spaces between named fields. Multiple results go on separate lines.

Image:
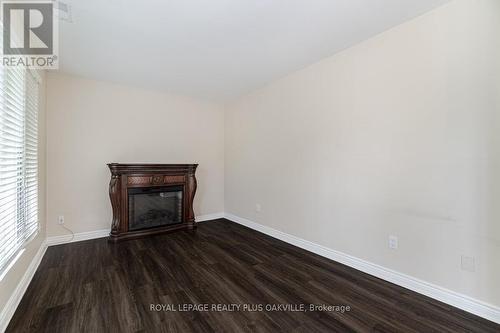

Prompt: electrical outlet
xmin=255 ymin=204 xmax=261 ymax=213
xmin=388 ymin=235 xmax=398 ymax=249
xmin=58 ymin=215 xmax=65 ymax=225
xmin=461 ymin=255 xmax=475 ymax=272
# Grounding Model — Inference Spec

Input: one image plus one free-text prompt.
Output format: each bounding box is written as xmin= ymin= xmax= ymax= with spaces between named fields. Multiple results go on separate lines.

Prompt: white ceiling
xmin=58 ymin=0 xmax=450 ymax=101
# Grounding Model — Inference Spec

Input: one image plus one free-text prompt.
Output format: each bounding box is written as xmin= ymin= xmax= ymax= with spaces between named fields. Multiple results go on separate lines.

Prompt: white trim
xmin=3 ymin=213 xmax=499 ymax=330
xmin=46 ymin=229 xmax=109 ymax=246
xmin=224 ymin=212 xmax=500 ymax=325
xmin=45 ymin=213 xmax=225 ymax=246
xmin=196 ymin=212 xmax=225 ymax=222
xmin=0 ymin=240 xmax=47 ymax=333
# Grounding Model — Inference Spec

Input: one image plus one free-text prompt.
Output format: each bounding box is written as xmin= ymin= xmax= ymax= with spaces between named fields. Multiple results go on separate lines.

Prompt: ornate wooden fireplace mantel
xmin=108 ymin=163 xmax=198 ymax=242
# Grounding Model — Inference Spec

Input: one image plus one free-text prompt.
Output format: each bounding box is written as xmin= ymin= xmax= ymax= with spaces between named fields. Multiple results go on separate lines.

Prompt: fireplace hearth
xmin=108 ymin=163 xmax=198 ymax=242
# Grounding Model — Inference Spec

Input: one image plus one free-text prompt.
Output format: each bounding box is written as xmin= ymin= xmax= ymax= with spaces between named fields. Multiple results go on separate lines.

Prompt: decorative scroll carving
xmin=186 ymin=171 xmax=197 ymax=224
xmin=126 ymin=175 xmax=185 ymax=186
xmin=109 ymin=174 xmax=121 ymax=235
xmin=152 ymin=175 xmax=163 ymax=185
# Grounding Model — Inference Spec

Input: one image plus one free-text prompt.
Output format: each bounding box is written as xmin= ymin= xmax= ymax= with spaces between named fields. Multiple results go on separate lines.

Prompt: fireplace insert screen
xmin=128 ymin=186 xmax=183 ymax=231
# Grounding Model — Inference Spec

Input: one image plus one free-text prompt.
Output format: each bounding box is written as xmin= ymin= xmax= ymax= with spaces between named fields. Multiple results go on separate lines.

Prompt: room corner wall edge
xmin=195 ymin=212 xmax=225 ymax=222
xmin=223 ymin=213 xmax=500 ymax=325
xmin=0 ymin=241 xmax=48 ymax=333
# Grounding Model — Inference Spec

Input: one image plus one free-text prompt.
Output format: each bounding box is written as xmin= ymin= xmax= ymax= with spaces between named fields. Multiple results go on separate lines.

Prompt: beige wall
xmin=46 ymin=73 xmax=225 ymax=237
xmin=225 ymin=0 xmax=500 ymax=306
xmin=0 ymin=71 xmax=47 ymax=314
xmin=3 ymin=0 xmax=499 ymax=322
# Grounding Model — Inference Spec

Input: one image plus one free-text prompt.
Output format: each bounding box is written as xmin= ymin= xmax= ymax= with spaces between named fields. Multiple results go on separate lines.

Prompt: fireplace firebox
xmin=108 ymin=163 xmax=197 ymax=242
xmin=128 ymin=185 xmax=183 ymax=231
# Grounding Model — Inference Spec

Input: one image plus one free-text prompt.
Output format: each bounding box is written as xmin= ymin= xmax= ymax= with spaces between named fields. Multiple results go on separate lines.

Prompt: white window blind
xmin=0 ymin=62 xmax=40 ymax=274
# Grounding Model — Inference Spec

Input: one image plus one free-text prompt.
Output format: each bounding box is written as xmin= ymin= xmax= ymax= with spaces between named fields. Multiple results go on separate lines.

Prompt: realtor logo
xmin=1 ymin=1 xmax=58 ymax=68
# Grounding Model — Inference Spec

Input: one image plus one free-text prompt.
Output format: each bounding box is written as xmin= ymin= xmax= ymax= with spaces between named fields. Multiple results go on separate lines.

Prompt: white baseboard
xmin=196 ymin=212 xmax=225 ymax=222
xmin=45 ymin=212 xmax=225 ymax=246
xmin=224 ymin=213 xmax=500 ymax=325
xmin=4 ymin=213 xmax=498 ymax=330
xmin=46 ymin=229 xmax=109 ymax=246
xmin=0 ymin=241 xmax=48 ymax=333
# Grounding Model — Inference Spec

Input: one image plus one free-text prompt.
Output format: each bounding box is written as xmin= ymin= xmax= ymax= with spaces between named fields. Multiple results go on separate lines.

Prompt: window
xmin=0 ymin=63 xmax=40 ymax=275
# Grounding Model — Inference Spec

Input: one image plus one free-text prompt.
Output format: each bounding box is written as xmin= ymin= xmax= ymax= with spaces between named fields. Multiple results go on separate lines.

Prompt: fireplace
xmin=128 ymin=186 xmax=183 ymax=231
xmin=108 ymin=163 xmax=197 ymax=242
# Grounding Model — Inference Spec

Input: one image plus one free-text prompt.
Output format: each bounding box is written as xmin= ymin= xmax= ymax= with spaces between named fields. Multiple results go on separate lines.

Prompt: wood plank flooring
xmin=7 ymin=219 xmax=500 ymax=332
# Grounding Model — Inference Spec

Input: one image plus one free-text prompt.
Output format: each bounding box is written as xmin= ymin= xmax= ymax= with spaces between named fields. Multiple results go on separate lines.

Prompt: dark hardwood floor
xmin=7 ymin=219 xmax=499 ymax=332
